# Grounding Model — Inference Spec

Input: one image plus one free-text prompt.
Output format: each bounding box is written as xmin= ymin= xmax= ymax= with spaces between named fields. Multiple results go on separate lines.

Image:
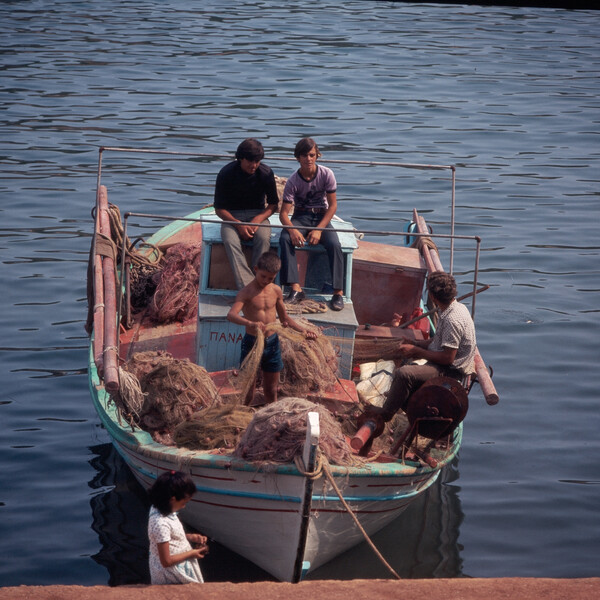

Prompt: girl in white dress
xmin=147 ymin=470 xmax=208 ymax=584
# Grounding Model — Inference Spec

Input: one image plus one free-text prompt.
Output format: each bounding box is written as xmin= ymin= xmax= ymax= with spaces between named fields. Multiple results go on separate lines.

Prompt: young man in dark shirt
xmin=214 ymin=138 xmax=279 ymax=289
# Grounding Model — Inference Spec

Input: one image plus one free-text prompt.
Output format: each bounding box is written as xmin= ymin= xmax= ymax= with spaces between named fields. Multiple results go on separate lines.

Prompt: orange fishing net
xmin=233 ymin=397 xmax=357 ymax=466
xmin=112 ymin=351 xmax=220 ymax=442
xmin=148 ymin=243 xmax=202 ymax=323
xmin=173 ymin=404 xmax=255 ymax=451
xmin=228 ymin=322 xmax=339 ymax=404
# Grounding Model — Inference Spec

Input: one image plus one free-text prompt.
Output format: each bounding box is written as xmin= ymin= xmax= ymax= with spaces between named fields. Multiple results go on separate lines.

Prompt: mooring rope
xmin=295 ymin=450 xmax=402 ymax=580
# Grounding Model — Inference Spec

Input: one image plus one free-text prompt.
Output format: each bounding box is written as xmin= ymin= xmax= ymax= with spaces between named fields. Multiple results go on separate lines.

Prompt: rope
xmin=285 ymin=299 xmax=329 ymax=315
xmin=294 ymin=452 xmax=325 ymax=480
xmin=106 ymin=203 xmax=164 ymax=268
xmin=412 ymin=235 xmax=438 ymax=252
xmin=295 ymin=450 xmax=401 ymax=580
xmin=95 ymin=233 xmax=117 ymax=261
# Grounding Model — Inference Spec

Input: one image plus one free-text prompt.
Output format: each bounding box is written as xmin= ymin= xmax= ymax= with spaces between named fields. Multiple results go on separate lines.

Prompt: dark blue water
xmin=1 ymin=0 xmax=599 ymax=587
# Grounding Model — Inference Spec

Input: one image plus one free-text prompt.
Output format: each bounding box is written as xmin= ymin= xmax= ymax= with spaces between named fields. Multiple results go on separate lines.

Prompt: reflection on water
xmin=88 ymin=444 xmax=150 ymax=586
xmin=88 ymin=443 xmax=463 ymax=583
xmin=308 ymin=463 xmax=463 ymax=580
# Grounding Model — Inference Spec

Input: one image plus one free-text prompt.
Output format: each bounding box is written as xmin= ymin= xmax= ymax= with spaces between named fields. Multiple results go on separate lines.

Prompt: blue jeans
xmin=279 ymin=212 xmax=344 ymax=290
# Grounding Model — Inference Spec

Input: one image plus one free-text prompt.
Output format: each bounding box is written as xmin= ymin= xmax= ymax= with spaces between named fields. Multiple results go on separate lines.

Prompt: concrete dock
xmin=1 ymin=578 xmax=598 ymax=600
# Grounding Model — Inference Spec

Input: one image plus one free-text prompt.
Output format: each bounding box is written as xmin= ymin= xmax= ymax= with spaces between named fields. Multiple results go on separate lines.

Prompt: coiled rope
xmin=106 ymin=203 xmax=163 ymax=268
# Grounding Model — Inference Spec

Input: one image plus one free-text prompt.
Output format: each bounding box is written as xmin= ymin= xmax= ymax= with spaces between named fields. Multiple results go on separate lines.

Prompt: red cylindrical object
xmin=351 ymin=420 xmax=377 ymax=450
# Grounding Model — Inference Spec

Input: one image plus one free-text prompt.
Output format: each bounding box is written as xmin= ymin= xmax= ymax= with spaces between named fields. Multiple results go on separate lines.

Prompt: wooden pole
xmin=92 ymin=252 xmax=104 ymax=373
xmin=474 ymin=349 xmax=499 ymax=405
xmin=417 ymin=215 xmax=444 ymax=272
xmin=92 ymin=179 xmax=105 ymax=373
xmin=98 ymin=185 xmax=119 ymax=393
xmin=412 ymin=209 xmax=444 ymax=272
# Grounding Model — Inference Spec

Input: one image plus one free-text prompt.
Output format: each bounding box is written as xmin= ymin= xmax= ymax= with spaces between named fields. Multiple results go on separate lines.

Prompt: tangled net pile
xmin=111 ymin=351 xmax=220 ymax=441
xmin=123 ymin=350 xmax=172 ymax=380
xmin=147 ymin=242 xmax=202 ymax=323
xmin=280 ymin=321 xmax=338 ymax=396
xmin=230 ymin=322 xmax=338 ymax=402
xmin=233 ymin=397 xmax=356 ymax=466
xmin=173 ymin=404 xmax=255 ymax=451
xmin=129 ymin=261 xmax=162 ymax=313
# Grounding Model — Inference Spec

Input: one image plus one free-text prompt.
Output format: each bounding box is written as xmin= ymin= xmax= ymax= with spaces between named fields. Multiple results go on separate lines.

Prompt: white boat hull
xmin=90 ymin=355 xmax=457 ymax=581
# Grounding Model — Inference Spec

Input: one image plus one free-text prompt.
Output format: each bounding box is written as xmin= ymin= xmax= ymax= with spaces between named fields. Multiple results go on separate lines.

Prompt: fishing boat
xmin=87 ymin=147 xmax=498 ymax=582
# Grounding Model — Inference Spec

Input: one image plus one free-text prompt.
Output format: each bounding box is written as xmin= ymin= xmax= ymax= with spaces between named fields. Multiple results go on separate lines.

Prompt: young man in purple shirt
xmin=278 ymin=138 xmax=345 ymax=311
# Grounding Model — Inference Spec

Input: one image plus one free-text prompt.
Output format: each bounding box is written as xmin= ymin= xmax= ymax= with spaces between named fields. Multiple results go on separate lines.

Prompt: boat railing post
xmin=471 ymin=236 xmax=481 ymax=319
xmin=292 ymin=411 xmax=320 ymax=583
xmin=450 ymin=166 xmax=456 ymax=274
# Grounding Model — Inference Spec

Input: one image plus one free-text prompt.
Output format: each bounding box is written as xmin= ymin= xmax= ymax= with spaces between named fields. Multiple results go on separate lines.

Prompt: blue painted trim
xmin=113 ymin=443 xmax=304 ymax=503
xmin=193 ymin=485 xmax=302 ymax=504
xmin=313 ymin=473 xmax=439 ymax=503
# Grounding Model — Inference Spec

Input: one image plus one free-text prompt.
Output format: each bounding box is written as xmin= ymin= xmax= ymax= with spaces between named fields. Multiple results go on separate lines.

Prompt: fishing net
xmin=229 ymin=322 xmax=338 ymax=403
xmin=109 ymin=367 xmax=146 ymax=430
xmin=352 ymin=338 xmax=406 ymax=363
xmin=129 ymin=261 xmax=162 ymax=313
xmin=139 ymin=357 xmax=219 ymax=432
xmin=279 ymin=323 xmax=338 ymax=396
xmin=109 ymin=351 xmax=170 ymax=430
xmin=172 ymin=404 xmax=255 ymax=451
xmin=284 ymin=299 xmax=329 ymax=315
xmin=148 ymin=242 xmax=202 ymax=323
xmin=233 ymin=397 xmax=356 ymax=466
xmin=122 ymin=350 xmax=174 ymax=380
xmin=110 ymin=351 xmax=221 ymax=438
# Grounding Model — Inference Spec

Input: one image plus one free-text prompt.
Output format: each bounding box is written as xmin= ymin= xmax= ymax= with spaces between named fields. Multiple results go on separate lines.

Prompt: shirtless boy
xmin=227 ymin=251 xmax=318 ymax=405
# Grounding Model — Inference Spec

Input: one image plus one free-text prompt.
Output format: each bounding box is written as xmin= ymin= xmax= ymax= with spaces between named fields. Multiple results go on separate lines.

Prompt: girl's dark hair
xmin=235 ymin=138 xmax=265 ymax=162
xmin=294 ymin=137 xmax=321 ymax=159
xmin=149 ymin=471 xmax=196 ymax=516
xmin=427 ymin=271 xmax=457 ymax=305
